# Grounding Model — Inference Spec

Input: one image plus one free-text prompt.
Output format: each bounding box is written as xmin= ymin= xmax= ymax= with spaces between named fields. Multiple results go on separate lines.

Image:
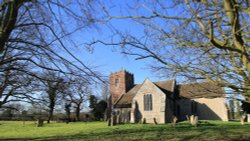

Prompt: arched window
xmin=115 ymin=78 xmax=119 ymax=87
xmin=144 ymin=94 xmax=152 ymax=111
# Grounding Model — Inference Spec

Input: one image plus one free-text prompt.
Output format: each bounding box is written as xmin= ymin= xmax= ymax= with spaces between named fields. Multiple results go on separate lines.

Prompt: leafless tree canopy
xmin=0 ymin=0 xmax=104 ymax=108
xmin=39 ymin=71 xmax=65 ymax=123
xmin=65 ymin=78 xmax=92 ymax=121
xmin=89 ymin=0 xmax=250 ymax=101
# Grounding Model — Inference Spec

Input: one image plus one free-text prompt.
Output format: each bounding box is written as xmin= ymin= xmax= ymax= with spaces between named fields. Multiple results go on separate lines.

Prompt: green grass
xmin=0 ymin=121 xmax=250 ymax=141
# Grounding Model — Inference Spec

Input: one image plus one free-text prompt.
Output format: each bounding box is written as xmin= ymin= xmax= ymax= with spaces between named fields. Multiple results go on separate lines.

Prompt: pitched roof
xmin=178 ymin=82 xmax=225 ymax=99
xmin=114 ymin=79 xmax=176 ymax=108
xmin=154 ymin=79 xmax=175 ymax=94
xmin=114 ymin=84 xmax=142 ymax=108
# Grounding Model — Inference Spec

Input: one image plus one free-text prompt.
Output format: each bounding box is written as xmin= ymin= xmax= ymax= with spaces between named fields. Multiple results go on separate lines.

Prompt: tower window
xmin=144 ymin=94 xmax=153 ymax=111
xmin=115 ymin=78 xmax=119 ymax=87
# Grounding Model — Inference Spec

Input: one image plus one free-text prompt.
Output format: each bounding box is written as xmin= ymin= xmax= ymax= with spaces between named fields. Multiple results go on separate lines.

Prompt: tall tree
xmin=101 ymin=81 xmax=109 ymax=102
xmin=89 ymin=95 xmax=98 ymax=110
xmin=0 ymin=0 xmax=104 ymax=108
xmin=40 ymin=72 xmax=64 ymax=123
xmin=95 ymin=100 xmax=107 ymax=120
xmin=91 ymin=0 xmax=250 ymax=106
xmin=64 ymin=102 xmax=71 ymax=123
xmin=67 ymin=79 xmax=91 ymax=121
xmin=89 ymin=95 xmax=107 ymax=120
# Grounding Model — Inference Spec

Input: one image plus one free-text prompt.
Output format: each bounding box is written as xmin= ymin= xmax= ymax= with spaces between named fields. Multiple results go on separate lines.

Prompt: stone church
xmin=110 ymin=70 xmax=229 ymax=124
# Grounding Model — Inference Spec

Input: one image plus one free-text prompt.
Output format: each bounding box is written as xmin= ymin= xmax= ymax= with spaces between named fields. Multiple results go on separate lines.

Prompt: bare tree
xmin=64 ymin=102 xmax=71 ymax=123
xmin=40 ymin=71 xmax=64 ymax=123
xmin=90 ymin=0 xmax=250 ymax=103
xmin=100 ymin=81 xmax=109 ymax=102
xmin=0 ymin=61 xmax=37 ymax=108
xmin=66 ymin=79 xmax=91 ymax=121
xmin=0 ymin=0 xmax=103 ymax=78
xmin=0 ymin=0 xmax=104 ymax=108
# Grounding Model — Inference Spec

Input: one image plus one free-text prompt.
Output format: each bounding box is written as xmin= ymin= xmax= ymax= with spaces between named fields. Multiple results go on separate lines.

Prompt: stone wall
xmin=196 ymin=98 xmax=228 ymax=121
xmin=114 ymin=108 xmax=131 ymax=123
xmin=177 ymin=98 xmax=229 ymax=121
xmin=132 ymin=79 xmax=170 ymax=124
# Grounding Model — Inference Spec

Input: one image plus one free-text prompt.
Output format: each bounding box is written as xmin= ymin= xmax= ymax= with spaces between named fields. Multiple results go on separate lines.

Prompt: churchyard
xmin=0 ymin=120 xmax=250 ymax=141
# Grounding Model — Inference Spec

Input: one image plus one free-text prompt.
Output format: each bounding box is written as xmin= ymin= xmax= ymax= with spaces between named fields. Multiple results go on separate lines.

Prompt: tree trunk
xmin=244 ymin=91 xmax=250 ymax=115
xmin=0 ymin=0 xmax=23 ymax=53
xmin=66 ymin=111 xmax=71 ymax=123
xmin=75 ymin=105 xmax=80 ymax=121
xmin=47 ymin=93 xmax=56 ymax=123
xmin=47 ymin=108 xmax=54 ymax=123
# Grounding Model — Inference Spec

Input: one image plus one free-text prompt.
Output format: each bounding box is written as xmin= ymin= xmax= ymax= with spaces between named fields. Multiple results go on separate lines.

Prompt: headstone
xmin=194 ymin=116 xmax=198 ymax=127
xmin=247 ymin=114 xmax=250 ymax=122
xmin=111 ymin=115 xmax=117 ymax=126
xmin=186 ymin=115 xmax=190 ymax=122
xmin=111 ymin=116 xmax=114 ymax=126
xmin=190 ymin=115 xmax=198 ymax=127
xmin=172 ymin=116 xmax=178 ymax=127
xmin=153 ymin=118 xmax=158 ymax=125
xmin=116 ymin=114 xmax=121 ymax=124
xmin=107 ymin=118 xmax=111 ymax=126
xmin=240 ymin=117 xmax=245 ymax=125
xmin=142 ymin=118 xmax=146 ymax=124
xmin=37 ymin=119 xmax=44 ymax=127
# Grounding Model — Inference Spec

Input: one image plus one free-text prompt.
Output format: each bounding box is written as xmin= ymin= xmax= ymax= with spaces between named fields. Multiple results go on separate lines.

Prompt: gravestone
xmin=240 ymin=117 xmax=244 ymax=125
xmin=107 ymin=118 xmax=111 ymax=126
xmin=116 ymin=114 xmax=121 ymax=124
xmin=172 ymin=116 xmax=178 ymax=127
xmin=247 ymin=114 xmax=250 ymax=122
xmin=153 ymin=118 xmax=158 ymax=125
xmin=111 ymin=115 xmax=117 ymax=126
xmin=190 ymin=115 xmax=198 ymax=127
xmin=186 ymin=115 xmax=190 ymax=122
xmin=37 ymin=119 xmax=44 ymax=127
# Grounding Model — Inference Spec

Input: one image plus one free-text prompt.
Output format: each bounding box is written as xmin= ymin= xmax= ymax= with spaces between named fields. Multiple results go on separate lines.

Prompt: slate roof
xmin=178 ymin=82 xmax=225 ymax=99
xmin=114 ymin=79 xmax=175 ymax=108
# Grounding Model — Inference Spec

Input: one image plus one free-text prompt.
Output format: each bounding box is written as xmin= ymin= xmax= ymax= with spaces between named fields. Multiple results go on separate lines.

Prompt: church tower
xmin=110 ymin=70 xmax=134 ymax=106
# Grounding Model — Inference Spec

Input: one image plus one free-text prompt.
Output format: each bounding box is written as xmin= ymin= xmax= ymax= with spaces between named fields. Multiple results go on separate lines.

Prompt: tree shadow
xmin=178 ymin=99 xmax=224 ymax=121
xmin=134 ymin=101 xmax=142 ymax=123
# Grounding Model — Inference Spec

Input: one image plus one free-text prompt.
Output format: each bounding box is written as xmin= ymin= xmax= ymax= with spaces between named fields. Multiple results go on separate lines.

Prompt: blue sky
xmin=75 ymin=37 xmax=163 ymax=84
xmin=68 ymin=1 xmax=172 ymax=84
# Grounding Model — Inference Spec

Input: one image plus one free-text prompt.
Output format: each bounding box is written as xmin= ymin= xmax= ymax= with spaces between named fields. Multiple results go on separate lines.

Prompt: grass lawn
xmin=0 ymin=120 xmax=249 ymax=141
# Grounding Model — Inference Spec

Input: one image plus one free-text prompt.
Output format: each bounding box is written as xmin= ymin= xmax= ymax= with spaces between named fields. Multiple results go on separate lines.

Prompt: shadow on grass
xmin=1 ymin=122 xmax=250 ymax=141
xmin=178 ymin=122 xmax=250 ymax=141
